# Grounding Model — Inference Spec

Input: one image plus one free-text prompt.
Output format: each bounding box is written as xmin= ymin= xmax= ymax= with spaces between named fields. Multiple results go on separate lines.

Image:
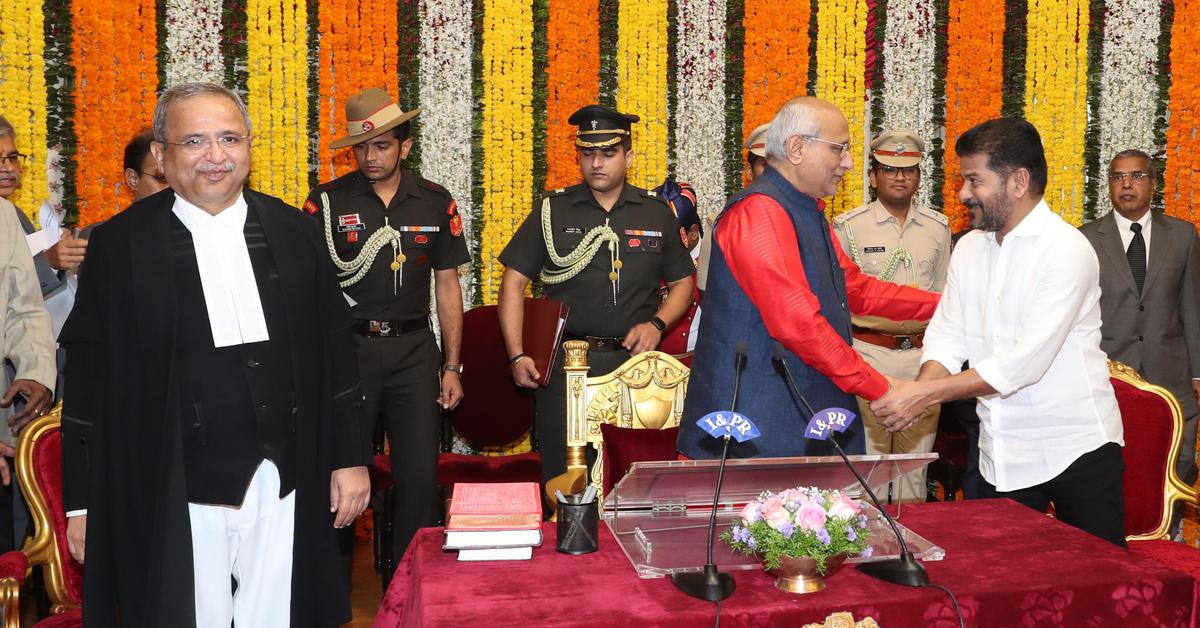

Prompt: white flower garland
xmin=877 ymin=0 xmax=938 ymax=211
xmin=1095 ymin=0 xmax=1161 ymax=215
xmin=163 ymin=0 xmax=225 ymax=87
xmin=419 ymin=0 xmax=475 ymax=305
xmin=673 ymin=0 xmax=727 ymax=226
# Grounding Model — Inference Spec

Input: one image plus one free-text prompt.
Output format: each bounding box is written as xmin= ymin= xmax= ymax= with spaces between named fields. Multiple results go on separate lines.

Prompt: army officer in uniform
xmin=304 ymin=87 xmax=470 ymax=569
xmin=832 ymin=129 xmax=950 ymax=502
xmin=498 ymin=105 xmax=695 ymax=485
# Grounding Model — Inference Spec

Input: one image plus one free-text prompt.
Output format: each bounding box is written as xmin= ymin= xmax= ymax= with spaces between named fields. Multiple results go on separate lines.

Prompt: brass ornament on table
xmin=763 ymin=553 xmax=849 ymax=594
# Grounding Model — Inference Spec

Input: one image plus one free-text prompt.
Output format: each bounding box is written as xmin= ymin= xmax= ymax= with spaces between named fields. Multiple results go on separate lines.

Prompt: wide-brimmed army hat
xmin=330 ymin=88 xmax=421 ymax=149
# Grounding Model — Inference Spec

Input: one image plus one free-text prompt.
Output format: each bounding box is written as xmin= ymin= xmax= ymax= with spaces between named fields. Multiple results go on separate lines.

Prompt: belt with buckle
xmin=357 ymin=318 xmax=429 ymax=338
xmin=566 ymin=335 xmax=627 ymax=352
xmin=851 ymin=326 xmax=924 ymax=351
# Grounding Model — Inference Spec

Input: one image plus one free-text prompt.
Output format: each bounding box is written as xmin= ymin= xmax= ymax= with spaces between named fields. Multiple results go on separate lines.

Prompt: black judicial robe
xmin=59 ymin=188 xmax=369 ymax=627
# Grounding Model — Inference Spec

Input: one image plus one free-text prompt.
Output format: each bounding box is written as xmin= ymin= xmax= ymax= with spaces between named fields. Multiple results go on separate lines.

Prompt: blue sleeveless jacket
xmin=678 ymin=166 xmax=865 ymax=458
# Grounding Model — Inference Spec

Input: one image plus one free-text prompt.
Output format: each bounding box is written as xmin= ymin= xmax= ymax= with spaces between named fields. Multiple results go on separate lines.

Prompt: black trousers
xmin=534 ymin=346 xmax=630 ymax=486
xmin=349 ymin=329 xmax=442 ymax=577
xmin=980 ymin=441 xmax=1127 ymax=547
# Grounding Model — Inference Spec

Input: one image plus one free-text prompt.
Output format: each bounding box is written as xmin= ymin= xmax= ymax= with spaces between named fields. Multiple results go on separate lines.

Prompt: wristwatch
xmin=442 ymin=364 xmax=464 ymax=375
xmin=649 ymin=316 xmax=667 ymax=332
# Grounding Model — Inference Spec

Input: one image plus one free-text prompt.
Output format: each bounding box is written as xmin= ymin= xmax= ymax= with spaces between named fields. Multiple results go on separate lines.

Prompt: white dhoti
xmin=188 ymin=460 xmax=295 ymax=627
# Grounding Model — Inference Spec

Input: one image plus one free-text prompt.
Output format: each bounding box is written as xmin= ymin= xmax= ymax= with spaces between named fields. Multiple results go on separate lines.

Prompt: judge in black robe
xmin=59 ymin=183 xmax=370 ymax=625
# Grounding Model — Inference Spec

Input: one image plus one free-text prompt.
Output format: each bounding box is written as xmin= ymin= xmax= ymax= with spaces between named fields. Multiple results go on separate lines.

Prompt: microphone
xmin=673 ymin=340 xmax=752 ymax=602
xmin=770 ymin=343 xmax=930 ymax=588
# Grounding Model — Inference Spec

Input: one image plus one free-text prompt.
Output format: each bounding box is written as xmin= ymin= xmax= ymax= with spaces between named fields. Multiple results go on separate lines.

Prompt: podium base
xmin=855 ymin=553 xmax=930 ymax=587
xmin=672 ymin=564 xmax=736 ymax=602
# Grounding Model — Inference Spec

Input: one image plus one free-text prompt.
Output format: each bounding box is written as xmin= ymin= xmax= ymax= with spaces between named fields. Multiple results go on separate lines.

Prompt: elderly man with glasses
xmin=832 ymin=129 xmax=951 ymax=502
xmin=59 ymin=82 xmax=370 ymax=627
xmin=678 ymin=97 xmax=941 ymax=460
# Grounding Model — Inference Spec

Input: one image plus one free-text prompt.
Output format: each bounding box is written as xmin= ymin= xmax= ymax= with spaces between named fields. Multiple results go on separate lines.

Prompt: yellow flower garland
xmin=814 ymin=0 xmax=867 ymax=218
xmin=617 ymin=0 xmax=669 ymax=189
xmin=247 ymin=0 xmax=309 ymax=205
xmin=479 ymin=0 xmax=534 ymax=304
xmin=1024 ymin=0 xmax=1088 ymax=226
xmin=0 ymin=0 xmax=47 ymax=223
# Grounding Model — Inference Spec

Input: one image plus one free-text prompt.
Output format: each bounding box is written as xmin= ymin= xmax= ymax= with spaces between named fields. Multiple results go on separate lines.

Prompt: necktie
xmin=1127 ymin=222 xmax=1146 ymax=294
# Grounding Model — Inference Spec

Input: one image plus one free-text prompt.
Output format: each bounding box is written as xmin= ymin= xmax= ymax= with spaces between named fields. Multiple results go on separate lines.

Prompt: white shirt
xmin=922 ymin=200 xmax=1123 ymax=491
xmin=171 ymin=193 xmax=270 ymax=348
xmin=1111 ymin=209 xmax=1152 ymax=255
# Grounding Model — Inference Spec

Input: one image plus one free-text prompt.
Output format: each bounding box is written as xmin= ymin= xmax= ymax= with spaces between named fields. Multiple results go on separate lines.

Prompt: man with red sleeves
xmin=678 ymin=97 xmax=940 ymax=458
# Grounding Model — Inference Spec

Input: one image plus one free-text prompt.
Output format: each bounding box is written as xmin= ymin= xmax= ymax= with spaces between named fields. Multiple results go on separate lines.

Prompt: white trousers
xmin=189 ymin=460 xmax=295 ymax=628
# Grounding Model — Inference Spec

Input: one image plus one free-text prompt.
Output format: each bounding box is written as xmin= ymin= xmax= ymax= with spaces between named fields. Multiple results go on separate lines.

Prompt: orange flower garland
xmin=544 ymin=0 xmax=600 ymax=190
xmin=317 ymin=0 xmax=399 ymax=182
xmin=742 ymin=0 xmax=810 ymax=177
xmin=70 ymin=0 xmax=157 ymax=227
xmin=1163 ymin=0 xmax=1200 ymax=226
xmin=942 ymin=0 xmax=1005 ymax=232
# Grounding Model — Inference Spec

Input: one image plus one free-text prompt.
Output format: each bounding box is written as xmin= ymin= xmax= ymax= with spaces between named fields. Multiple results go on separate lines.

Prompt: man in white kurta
xmin=870 ymin=118 xmax=1126 ymax=546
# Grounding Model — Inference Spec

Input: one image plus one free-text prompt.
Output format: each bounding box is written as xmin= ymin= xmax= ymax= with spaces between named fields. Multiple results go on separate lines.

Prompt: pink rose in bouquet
xmin=760 ymin=495 xmax=793 ymax=531
xmin=795 ymin=502 xmax=828 ymax=532
xmin=740 ymin=500 xmax=762 ymax=524
xmin=827 ymin=491 xmax=861 ymax=520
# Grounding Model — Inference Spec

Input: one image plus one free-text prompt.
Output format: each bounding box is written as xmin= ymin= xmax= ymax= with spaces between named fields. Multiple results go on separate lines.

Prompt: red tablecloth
xmin=374 ymin=499 xmax=1195 ymax=627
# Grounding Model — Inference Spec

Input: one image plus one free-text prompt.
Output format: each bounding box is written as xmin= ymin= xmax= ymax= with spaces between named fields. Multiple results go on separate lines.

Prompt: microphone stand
xmin=772 ymin=346 xmax=929 ymax=588
xmin=672 ymin=345 xmax=746 ymax=601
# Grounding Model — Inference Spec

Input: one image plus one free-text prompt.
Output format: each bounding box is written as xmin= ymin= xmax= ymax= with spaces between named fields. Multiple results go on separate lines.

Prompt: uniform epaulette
xmin=414 ymin=176 xmax=451 ymax=198
xmin=833 ymin=204 xmax=871 ymax=225
xmin=543 ymin=187 xmax=569 ymax=200
xmin=638 ymin=187 xmax=669 ymax=206
xmin=917 ymin=206 xmax=950 ymax=226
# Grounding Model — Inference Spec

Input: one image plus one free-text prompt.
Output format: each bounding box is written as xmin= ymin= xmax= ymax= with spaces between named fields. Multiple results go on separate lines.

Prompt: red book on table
xmin=522 ymin=297 xmax=570 ymax=388
xmin=446 ymin=482 xmax=543 ymax=531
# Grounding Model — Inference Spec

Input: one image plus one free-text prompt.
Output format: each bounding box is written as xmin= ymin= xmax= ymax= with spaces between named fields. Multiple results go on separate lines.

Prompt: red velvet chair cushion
xmin=436 ymin=452 xmax=543 ymax=487
xmin=370 ymin=453 xmax=394 ymax=492
xmin=450 ymin=306 xmax=535 ymax=448
xmin=1111 ymin=377 xmax=1176 ymax=537
xmin=599 ymin=424 xmax=679 ymax=494
xmin=33 ymin=427 xmax=83 ymax=605
xmin=32 ymin=608 xmax=84 ymax=628
xmin=0 ymin=550 xmax=27 ymax=583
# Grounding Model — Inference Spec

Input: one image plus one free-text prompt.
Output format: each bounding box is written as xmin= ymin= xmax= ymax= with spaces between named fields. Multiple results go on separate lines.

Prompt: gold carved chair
xmin=545 ymin=341 xmax=690 ymax=506
xmin=1108 ymin=360 xmax=1200 ymax=588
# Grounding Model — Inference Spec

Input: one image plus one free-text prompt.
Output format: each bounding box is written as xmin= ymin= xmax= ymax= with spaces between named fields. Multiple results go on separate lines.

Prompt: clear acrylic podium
xmin=602 ymin=453 xmax=946 ymax=578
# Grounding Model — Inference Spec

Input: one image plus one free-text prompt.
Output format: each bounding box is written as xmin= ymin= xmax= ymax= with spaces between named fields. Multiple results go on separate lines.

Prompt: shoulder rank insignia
xmin=303 ymin=198 xmax=320 ymax=215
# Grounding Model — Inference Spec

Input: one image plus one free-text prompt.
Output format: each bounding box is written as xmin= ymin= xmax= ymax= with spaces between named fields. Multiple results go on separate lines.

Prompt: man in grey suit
xmin=1080 ymin=149 xmax=1200 ymax=486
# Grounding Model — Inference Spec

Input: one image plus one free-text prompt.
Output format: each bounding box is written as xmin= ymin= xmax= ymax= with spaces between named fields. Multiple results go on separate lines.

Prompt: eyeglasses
xmin=159 ymin=135 xmax=251 ymax=153
xmin=0 ymin=153 xmax=28 ymax=166
xmin=139 ymin=171 xmax=168 ymax=184
xmin=1109 ymin=171 xmax=1149 ymax=183
xmin=878 ymin=164 xmax=919 ymax=178
xmin=802 ymin=135 xmax=852 ymax=157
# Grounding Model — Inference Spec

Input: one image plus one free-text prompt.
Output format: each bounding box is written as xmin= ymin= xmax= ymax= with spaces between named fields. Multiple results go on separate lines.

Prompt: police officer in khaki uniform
xmin=498 ymin=105 xmax=695 ymax=486
xmin=832 ymin=129 xmax=950 ymax=502
xmin=304 ymin=88 xmax=470 ymax=571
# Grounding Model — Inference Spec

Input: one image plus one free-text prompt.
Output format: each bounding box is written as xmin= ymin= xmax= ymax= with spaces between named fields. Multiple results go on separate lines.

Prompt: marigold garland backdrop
xmin=4 ymin=0 xmax=1200 ymax=286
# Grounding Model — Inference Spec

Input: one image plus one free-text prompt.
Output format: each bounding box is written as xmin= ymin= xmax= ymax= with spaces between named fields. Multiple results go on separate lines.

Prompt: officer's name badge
xmin=561 ymin=226 xmax=584 ymax=234
xmin=337 ymin=223 xmax=366 ymax=233
xmin=863 ymin=246 xmax=886 ymax=253
xmin=396 ymin=226 xmax=441 ymax=232
xmin=624 ymin=229 xmax=663 ymax=237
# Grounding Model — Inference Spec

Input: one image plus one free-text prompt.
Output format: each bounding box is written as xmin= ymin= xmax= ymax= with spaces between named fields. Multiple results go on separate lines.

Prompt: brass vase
xmin=763 ymin=553 xmax=848 ymax=594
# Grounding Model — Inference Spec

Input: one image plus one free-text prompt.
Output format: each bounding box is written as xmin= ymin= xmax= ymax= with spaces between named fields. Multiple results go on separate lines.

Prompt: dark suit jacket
xmin=1080 ymin=210 xmax=1200 ymax=418
xmin=59 ymin=187 xmax=369 ymax=627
